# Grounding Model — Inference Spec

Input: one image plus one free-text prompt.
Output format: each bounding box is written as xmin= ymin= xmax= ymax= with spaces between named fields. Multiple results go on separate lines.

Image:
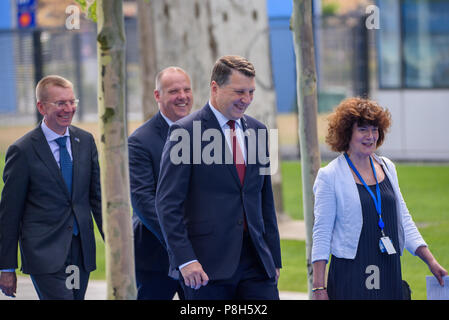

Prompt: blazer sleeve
xmin=261 ymin=172 xmax=282 ymax=268
xmin=259 ymin=128 xmax=282 ymax=268
xmin=128 ymin=135 xmax=164 ymax=244
xmin=89 ymin=135 xmax=103 ymax=239
xmin=156 ymin=124 xmax=196 ymax=268
xmin=0 ymin=144 xmax=29 ymax=269
xmin=312 ymin=167 xmax=337 ymax=263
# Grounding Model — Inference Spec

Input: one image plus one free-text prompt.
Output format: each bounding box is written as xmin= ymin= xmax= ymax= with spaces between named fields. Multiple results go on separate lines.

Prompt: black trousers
xmin=30 ymin=234 xmax=90 ymax=300
xmin=180 ymin=232 xmax=279 ymax=300
xmin=136 ymin=269 xmax=184 ymax=300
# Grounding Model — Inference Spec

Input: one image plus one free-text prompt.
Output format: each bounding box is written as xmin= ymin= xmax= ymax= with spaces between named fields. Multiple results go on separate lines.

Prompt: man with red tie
xmin=156 ymin=55 xmax=282 ymax=300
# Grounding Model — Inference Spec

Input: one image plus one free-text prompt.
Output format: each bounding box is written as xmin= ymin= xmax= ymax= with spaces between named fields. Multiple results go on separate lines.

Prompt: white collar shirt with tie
xmin=208 ymin=101 xmax=247 ymax=164
xmin=41 ymin=120 xmax=73 ymax=165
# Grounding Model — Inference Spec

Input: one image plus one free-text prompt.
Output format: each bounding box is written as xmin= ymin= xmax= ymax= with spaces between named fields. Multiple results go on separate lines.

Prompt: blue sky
xmin=267 ymin=0 xmax=293 ymax=17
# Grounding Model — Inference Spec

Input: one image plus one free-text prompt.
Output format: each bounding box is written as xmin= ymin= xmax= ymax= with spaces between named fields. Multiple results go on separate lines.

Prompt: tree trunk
xmin=291 ymin=0 xmax=322 ymax=299
xmin=137 ymin=0 xmax=158 ymax=121
xmin=96 ymin=0 xmax=137 ymax=300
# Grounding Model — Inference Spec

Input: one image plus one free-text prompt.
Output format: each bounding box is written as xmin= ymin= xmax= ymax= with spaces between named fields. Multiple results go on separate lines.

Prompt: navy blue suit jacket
xmin=128 ymin=112 xmax=172 ymax=273
xmin=156 ymin=104 xmax=282 ymax=280
xmin=0 ymin=125 xmax=102 ymax=274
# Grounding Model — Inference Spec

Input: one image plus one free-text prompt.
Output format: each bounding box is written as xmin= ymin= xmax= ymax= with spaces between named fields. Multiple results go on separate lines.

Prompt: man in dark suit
xmin=156 ymin=55 xmax=282 ymax=300
xmin=128 ymin=67 xmax=193 ymax=299
xmin=0 ymin=75 xmax=102 ymax=300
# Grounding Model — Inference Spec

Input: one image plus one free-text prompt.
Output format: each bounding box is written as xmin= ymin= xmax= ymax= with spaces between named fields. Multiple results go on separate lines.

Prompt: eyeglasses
xmin=45 ymin=99 xmax=79 ymax=108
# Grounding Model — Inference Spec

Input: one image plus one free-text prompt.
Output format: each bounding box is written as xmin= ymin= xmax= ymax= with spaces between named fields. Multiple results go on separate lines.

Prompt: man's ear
xmin=36 ymin=101 xmax=46 ymax=116
xmin=154 ymin=89 xmax=160 ymax=102
xmin=210 ymin=81 xmax=218 ymax=95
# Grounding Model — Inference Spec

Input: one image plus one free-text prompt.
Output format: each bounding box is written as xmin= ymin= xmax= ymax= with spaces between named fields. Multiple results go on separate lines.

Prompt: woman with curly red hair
xmin=311 ymin=97 xmax=447 ymax=300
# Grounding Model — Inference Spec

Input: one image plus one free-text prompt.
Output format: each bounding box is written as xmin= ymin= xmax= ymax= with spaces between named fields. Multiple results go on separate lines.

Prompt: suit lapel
xmin=70 ymin=127 xmax=80 ymax=199
xmin=30 ymin=126 xmax=70 ymax=198
xmin=202 ymin=104 xmax=242 ymax=188
xmin=156 ymin=111 xmax=170 ymax=142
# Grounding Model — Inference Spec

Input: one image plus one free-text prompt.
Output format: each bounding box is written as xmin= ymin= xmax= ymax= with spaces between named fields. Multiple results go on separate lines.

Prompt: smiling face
xmin=347 ymin=122 xmax=379 ymax=158
xmin=210 ymin=70 xmax=255 ymax=120
xmin=37 ymin=85 xmax=76 ymax=135
xmin=155 ymin=69 xmax=193 ymax=122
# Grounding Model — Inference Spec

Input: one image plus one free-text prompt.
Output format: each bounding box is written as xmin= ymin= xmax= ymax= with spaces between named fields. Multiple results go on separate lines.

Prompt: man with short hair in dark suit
xmin=156 ymin=55 xmax=282 ymax=300
xmin=0 ymin=75 xmax=103 ymax=299
xmin=128 ymin=67 xmax=193 ymax=299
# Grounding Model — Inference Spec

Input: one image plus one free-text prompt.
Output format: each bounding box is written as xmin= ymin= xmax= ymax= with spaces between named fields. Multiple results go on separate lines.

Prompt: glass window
xmin=377 ymin=0 xmax=401 ymax=88
xmin=377 ymin=0 xmax=449 ymax=88
xmin=403 ymin=0 xmax=449 ymax=88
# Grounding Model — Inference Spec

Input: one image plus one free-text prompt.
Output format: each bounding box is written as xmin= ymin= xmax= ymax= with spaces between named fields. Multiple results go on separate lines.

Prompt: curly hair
xmin=325 ymin=97 xmax=392 ymax=152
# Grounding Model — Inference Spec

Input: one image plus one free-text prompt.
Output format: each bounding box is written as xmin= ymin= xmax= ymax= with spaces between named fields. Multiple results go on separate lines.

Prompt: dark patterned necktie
xmin=55 ymin=136 xmax=78 ymax=236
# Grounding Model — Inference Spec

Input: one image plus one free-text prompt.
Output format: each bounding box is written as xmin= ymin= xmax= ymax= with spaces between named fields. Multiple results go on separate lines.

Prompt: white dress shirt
xmin=208 ymin=101 xmax=246 ymax=164
xmin=160 ymin=111 xmax=174 ymax=127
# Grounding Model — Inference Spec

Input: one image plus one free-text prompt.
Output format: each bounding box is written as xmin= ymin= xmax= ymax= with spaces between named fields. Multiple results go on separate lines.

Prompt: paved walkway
xmin=0 ymin=219 xmax=308 ymax=300
xmin=278 ymin=218 xmax=305 ymax=241
xmin=0 ymin=277 xmax=308 ymax=300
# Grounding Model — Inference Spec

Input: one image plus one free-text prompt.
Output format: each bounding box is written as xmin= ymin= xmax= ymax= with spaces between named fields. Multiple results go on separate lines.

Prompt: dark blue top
xmin=327 ymin=174 xmax=403 ymax=300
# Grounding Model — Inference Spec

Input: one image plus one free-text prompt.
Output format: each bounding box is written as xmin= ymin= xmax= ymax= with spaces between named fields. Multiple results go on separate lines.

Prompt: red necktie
xmin=227 ymin=120 xmax=246 ymax=184
xmin=227 ymin=120 xmax=247 ymax=231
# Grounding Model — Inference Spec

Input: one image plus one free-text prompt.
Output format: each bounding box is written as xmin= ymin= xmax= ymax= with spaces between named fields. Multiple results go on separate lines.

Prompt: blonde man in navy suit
xmin=129 ymin=67 xmax=193 ymax=299
xmin=0 ymin=75 xmax=103 ymax=299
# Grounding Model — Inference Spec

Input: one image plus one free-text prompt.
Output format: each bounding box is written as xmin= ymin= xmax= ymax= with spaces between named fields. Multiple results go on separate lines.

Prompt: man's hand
xmin=180 ymin=261 xmax=209 ymax=290
xmin=0 ymin=271 xmax=17 ymax=298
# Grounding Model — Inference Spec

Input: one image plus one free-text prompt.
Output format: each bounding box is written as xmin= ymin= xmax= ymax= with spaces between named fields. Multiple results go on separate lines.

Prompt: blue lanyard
xmin=344 ymin=153 xmax=385 ymax=236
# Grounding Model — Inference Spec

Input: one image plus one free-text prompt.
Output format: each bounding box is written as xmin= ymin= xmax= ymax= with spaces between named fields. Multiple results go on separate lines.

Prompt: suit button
xmin=238 ymin=219 xmax=243 ymax=225
xmin=68 ymin=226 xmax=73 ymax=231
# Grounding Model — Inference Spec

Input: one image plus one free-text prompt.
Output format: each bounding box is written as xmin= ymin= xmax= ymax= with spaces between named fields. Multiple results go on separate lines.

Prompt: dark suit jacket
xmin=128 ymin=112 xmax=171 ymax=273
xmin=156 ymin=103 xmax=282 ymax=280
xmin=0 ymin=125 xmax=102 ymax=275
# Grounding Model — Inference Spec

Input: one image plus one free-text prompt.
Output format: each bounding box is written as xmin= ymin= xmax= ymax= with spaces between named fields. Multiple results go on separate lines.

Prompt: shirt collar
xmin=159 ymin=111 xmax=174 ymax=127
xmin=208 ymin=100 xmax=243 ymax=130
xmin=41 ymin=120 xmax=70 ymax=143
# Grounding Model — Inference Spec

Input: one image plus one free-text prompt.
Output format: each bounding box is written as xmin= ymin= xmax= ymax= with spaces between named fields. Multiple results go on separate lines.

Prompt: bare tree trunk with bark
xmin=137 ymin=0 xmax=158 ymax=121
xmin=291 ymin=0 xmax=322 ymax=299
xmin=96 ymin=0 xmax=137 ymax=300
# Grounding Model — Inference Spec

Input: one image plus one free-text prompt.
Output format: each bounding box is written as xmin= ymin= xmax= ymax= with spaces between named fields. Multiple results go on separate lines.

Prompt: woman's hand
xmin=415 ymin=245 xmax=448 ymax=286
xmin=312 ymin=288 xmax=329 ymax=300
xmin=428 ymin=260 xmax=448 ymax=286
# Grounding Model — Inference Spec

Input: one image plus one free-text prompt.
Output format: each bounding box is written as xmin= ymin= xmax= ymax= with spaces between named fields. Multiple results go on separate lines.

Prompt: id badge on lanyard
xmin=345 ymin=153 xmax=397 ymax=255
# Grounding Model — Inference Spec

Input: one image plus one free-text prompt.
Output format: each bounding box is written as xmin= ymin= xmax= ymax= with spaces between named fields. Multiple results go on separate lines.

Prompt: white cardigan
xmin=311 ymin=153 xmax=427 ymax=263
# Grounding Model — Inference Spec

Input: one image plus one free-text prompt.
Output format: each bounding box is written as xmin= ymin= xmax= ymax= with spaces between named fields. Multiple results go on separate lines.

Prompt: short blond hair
xmin=36 ymin=75 xmax=74 ymax=102
xmin=155 ymin=67 xmax=190 ymax=92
